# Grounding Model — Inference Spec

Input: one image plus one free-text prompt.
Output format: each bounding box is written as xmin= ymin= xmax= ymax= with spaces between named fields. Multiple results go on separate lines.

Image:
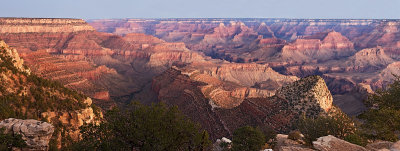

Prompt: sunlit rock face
xmin=281 ymin=31 xmax=356 ymax=64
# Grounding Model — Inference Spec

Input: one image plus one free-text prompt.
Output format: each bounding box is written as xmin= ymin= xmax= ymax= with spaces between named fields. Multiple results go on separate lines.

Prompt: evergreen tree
xmin=296 ymin=110 xmax=358 ymax=145
xmin=0 ymin=128 xmax=27 ymax=151
xmin=231 ymin=126 xmax=265 ymax=151
xmin=359 ymin=75 xmax=400 ymax=141
xmin=70 ymin=102 xmax=211 ymax=151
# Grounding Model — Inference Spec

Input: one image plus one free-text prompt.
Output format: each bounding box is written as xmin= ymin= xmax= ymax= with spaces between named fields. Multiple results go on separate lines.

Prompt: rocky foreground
xmin=2 ymin=118 xmax=398 ymax=151
xmin=0 ymin=118 xmax=54 ymax=150
xmin=270 ymin=134 xmax=400 ymax=151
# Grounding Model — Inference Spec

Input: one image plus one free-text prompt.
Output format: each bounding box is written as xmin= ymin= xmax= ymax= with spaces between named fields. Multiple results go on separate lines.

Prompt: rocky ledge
xmin=0 ymin=118 xmax=54 ymax=151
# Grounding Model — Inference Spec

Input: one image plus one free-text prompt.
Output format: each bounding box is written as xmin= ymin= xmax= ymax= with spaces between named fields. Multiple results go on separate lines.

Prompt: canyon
xmin=89 ymin=18 xmax=400 ymax=116
xmin=2 ymin=17 xmax=400 ymax=144
xmin=0 ymin=40 xmax=99 ymax=148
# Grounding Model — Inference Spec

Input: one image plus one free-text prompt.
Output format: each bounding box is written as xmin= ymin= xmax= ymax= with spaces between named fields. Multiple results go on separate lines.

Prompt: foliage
xmin=231 ymin=126 xmax=265 ymax=151
xmin=296 ymin=111 xmax=357 ymax=145
xmin=344 ymin=133 xmax=368 ymax=146
xmin=0 ymin=46 xmax=88 ymax=117
xmin=258 ymin=125 xmax=277 ymax=147
xmin=288 ymin=130 xmax=302 ymax=141
xmin=0 ymin=53 xmax=87 ymax=119
xmin=69 ymin=102 xmax=210 ymax=151
xmin=358 ymin=75 xmax=400 ymax=142
xmin=0 ymin=128 xmax=27 ymax=151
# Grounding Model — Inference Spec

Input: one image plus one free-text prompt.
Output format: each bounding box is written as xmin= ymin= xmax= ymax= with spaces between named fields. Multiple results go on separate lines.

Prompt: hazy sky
xmin=2 ymin=0 xmax=399 ymax=19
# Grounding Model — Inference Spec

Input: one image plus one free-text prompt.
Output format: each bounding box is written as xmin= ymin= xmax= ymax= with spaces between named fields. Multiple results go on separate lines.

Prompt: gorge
xmin=1 ymin=17 xmax=400 ymax=149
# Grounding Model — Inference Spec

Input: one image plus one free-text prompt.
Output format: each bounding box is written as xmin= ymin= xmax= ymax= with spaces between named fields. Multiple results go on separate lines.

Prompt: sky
xmin=2 ymin=0 xmax=399 ymax=19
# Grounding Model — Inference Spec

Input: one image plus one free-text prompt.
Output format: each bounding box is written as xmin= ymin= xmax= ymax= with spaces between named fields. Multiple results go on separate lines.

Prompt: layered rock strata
xmin=280 ymin=31 xmax=356 ymax=64
xmin=153 ymin=66 xmax=335 ymax=140
xmin=0 ymin=41 xmax=99 ymax=148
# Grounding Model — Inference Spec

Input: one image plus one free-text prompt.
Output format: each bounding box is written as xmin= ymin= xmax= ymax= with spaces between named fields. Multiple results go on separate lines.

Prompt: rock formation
xmin=0 ymin=18 xmax=94 ymax=33
xmin=272 ymin=134 xmax=400 ymax=151
xmin=0 ymin=41 xmax=30 ymax=74
xmin=312 ymin=135 xmax=367 ymax=151
xmin=22 ymin=50 xmax=116 ymax=101
xmin=89 ymin=18 xmax=398 ymax=64
xmin=276 ymin=76 xmax=333 ymax=117
xmin=7 ymin=18 xmax=399 ymax=107
xmin=0 ymin=18 xmax=212 ymax=105
xmin=153 ymin=67 xmax=336 ymax=140
xmin=366 ymin=141 xmax=394 ymax=151
xmin=0 ymin=118 xmax=54 ymax=151
xmin=0 ymin=40 xmax=99 ymax=148
xmin=341 ymin=47 xmax=394 ymax=72
xmin=353 ymin=21 xmax=400 ymax=58
xmin=280 ymin=31 xmax=356 ymax=64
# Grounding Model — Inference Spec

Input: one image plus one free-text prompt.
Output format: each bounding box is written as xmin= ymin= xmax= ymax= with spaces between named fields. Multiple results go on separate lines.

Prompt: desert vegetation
xmin=69 ymin=102 xmax=211 ymax=151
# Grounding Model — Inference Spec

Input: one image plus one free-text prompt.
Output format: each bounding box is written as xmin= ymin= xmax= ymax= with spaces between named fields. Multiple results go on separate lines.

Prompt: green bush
xmin=69 ymin=102 xmax=210 ymax=151
xmin=232 ymin=126 xmax=265 ymax=151
xmin=296 ymin=112 xmax=357 ymax=145
xmin=0 ymin=128 xmax=27 ymax=150
xmin=344 ymin=133 xmax=367 ymax=146
xmin=358 ymin=75 xmax=400 ymax=141
xmin=258 ymin=125 xmax=277 ymax=147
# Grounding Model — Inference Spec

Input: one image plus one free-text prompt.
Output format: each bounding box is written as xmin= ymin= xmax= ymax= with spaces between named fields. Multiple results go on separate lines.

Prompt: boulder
xmin=391 ymin=141 xmax=400 ymax=151
xmin=0 ymin=118 xmax=54 ymax=151
xmin=365 ymin=141 xmax=393 ymax=151
xmin=312 ymin=135 xmax=367 ymax=151
xmin=279 ymin=146 xmax=315 ymax=151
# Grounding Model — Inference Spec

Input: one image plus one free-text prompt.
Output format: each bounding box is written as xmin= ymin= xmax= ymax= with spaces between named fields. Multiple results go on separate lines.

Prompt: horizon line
xmin=2 ymin=17 xmax=400 ymax=20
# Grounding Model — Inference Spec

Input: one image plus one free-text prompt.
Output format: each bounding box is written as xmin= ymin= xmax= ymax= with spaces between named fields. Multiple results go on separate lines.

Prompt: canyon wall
xmin=88 ymin=18 xmax=400 ymax=117
xmin=88 ymin=18 xmax=400 ymax=62
xmin=153 ymin=66 xmax=334 ymax=140
xmin=0 ymin=41 xmax=100 ymax=148
xmin=4 ymin=18 xmax=400 ymax=142
xmin=0 ymin=18 xmax=95 ymax=33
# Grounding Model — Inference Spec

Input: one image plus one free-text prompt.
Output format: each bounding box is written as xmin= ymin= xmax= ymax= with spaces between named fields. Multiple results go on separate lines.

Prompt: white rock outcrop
xmin=0 ymin=118 xmax=54 ymax=151
xmin=312 ymin=135 xmax=367 ymax=151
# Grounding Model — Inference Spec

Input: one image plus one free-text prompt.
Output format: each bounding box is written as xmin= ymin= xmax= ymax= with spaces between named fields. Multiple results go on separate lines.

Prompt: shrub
xmin=288 ymin=130 xmax=303 ymax=141
xmin=344 ymin=133 xmax=367 ymax=146
xmin=358 ymin=75 xmax=400 ymax=141
xmin=0 ymin=128 xmax=27 ymax=150
xmin=232 ymin=126 xmax=265 ymax=151
xmin=258 ymin=125 xmax=277 ymax=147
xmin=296 ymin=112 xmax=357 ymax=145
xmin=69 ymin=102 xmax=211 ymax=151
